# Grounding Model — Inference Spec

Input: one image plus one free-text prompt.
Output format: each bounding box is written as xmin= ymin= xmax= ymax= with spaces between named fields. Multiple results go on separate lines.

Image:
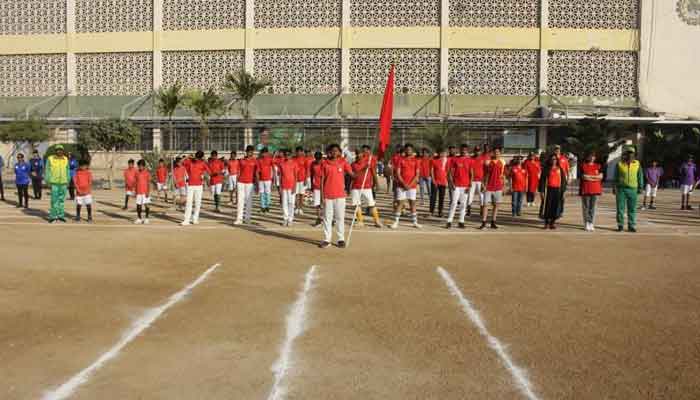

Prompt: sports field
xmin=1 ymin=187 xmax=699 ymax=400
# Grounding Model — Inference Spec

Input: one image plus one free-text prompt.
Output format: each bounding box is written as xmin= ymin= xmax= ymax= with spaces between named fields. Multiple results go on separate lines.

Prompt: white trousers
xmin=468 ymin=181 xmax=484 ymax=206
xmin=183 ymin=185 xmax=203 ymax=224
xmin=236 ymin=183 xmax=254 ymax=222
xmin=259 ymin=180 xmax=272 ymax=194
xmin=323 ymin=198 xmax=346 ymax=243
xmin=282 ymin=189 xmax=296 ymax=222
xmin=447 ymin=187 xmax=469 ymax=223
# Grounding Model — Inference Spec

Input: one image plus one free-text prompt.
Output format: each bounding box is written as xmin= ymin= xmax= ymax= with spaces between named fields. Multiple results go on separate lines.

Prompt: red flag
xmin=377 ymin=64 xmax=395 ymax=160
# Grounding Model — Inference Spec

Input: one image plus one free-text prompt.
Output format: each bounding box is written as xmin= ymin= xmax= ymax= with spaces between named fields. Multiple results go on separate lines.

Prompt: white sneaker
xmin=389 ymin=221 xmax=399 ymax=230
xmin=134 ymin=219 xmax=143 ymax=225
xmin=413 ymin=222 xmax=422 ymax=229
xmin=143 ymin=219 xmax=150 ymax=225
xmin=181 ymin=221 xmax=191 ymax=226
xmin=192 ymin=220 xmax=199 ymax=225
xmin=233 ymin=220 xmax=243 ymax=225
xmin=298 ymin=209 xmax=304 ymax=215
xmin=590 ymin=224 xmax=595 ymax=232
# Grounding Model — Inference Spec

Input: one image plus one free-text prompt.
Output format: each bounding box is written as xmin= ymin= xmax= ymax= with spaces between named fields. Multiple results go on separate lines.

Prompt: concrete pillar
xmin=340 ymin=0 xmax=351 ymax=94
xmin=153 ymin=128 xmax=162 ymax=151
xmin=153 ymin=0 xmax=163 ymax=91
xmin=66 ymin=0 xmax=76 ymax=96
xmin=340 ymin=126 xmax=350 ymax=153
xmin=537 ymin=126 xmax=547 ymax=152
xmin=244 ymin=0 xmax=255 ymax=73
xmin=244 ymin=127 xmax=254 ymax=147
xmin=439 ymin=0 xmax=449 ymax=94
xmin=538 ymin=0 xmax=549 ymax=103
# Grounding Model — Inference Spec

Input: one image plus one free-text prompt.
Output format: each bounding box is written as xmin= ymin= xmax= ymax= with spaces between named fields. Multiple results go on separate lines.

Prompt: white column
xmin=439 ymin=0 xmax=449 ymax=94
xmin=153 ymin=128 xmax=162 ymax=151
xmin=153 ymin=0 xmax=163 ymax=91
xmin=537 ymin=126 xmax=547 ymax=152
xmin=340 ymin=126 xmax=350 ymax=153
xmin=66 ymin=0 xmax=76 ymax=95
xmin=340 ymin=0 xmax=351 ymax=94
xmin=244 ymin=127 xmax=254 ymax=147
xmin=245 ymin=0 xmax=255 ymax=73
xmin=538 ymin=0 xmax=549 ymax=98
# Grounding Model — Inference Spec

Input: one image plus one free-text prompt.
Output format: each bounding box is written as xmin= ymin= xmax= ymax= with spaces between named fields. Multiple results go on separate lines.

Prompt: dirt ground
xmin=0 ymin=186 xmax=699 ymax=400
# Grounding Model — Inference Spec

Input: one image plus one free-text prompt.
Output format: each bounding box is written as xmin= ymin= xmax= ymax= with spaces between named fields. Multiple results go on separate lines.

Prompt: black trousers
xmin=430 ymin=183 xmax=446 ymax=215
xmin=526 ymin=191 xmax=536 ymax=203
xmin=31 ymin=176 xmax=43 ymax=199
xmin=16 ymin=184 xmax=29 ymax=207
xmin=0 ymin=175 xmax=4 ymax=199
xmin=68 ymin=178 xmax=76 ymax=199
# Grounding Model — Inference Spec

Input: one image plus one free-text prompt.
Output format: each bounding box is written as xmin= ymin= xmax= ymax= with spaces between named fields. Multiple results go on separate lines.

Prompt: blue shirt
xmin=30 ymin=157 xmax=44 ymax=177
xmin=15 ymin=161 xmax=31 ymax=185
xmin=69 ymin=158 xmax=79 ymax=178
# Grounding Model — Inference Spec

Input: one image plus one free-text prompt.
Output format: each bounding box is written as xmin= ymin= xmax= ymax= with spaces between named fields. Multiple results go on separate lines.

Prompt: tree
xmin=643 ymin=126 xmax=700 ymax=167
xmin=184 ymin=87 xmax=225 ymax=146
xmin=155 ymin=81 xmax=185 ymax=152
xmin=414 ymin=122 xmax=464 ymax=153
xmin=549 ymin=118 xmax=628 ymax=164
xmin=0 ymin=118 xmax=51 ymax=152
xmin=78 ymin=118 xmax=141 ymax=189
xmin=223 ymin=70 xmax=271 ymax=120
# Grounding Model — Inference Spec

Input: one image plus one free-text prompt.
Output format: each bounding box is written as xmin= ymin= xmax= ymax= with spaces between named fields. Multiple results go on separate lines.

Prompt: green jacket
xmin=614 ymin=160 xmax=644 ymax=190
xmin=45 ymin=155 xmax=70 ymax=185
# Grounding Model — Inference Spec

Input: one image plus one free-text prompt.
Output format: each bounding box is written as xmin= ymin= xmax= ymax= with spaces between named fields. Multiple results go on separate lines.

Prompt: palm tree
xmin=184 ymin=87 xmax=225 ymax=146
xmin=155 ymin=81 xmax=184 ymax=151
xmin=223 ymin=70 xmax=271 ymax=120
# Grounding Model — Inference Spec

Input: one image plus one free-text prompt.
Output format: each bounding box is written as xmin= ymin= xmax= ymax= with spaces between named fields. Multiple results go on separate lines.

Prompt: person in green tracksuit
xmin=613 ymin=146 xmax=644 ymax=233
xmin=45 ymin=145 xmax=71 ymax=223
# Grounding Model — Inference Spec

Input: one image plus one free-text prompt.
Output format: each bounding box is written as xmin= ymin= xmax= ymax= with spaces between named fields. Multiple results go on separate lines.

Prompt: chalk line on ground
xmin=437 ymin=267 xmax=542 ymax=400
xmin=41 ymin=263 xmax=221 ymax=400
xmin=267 ymin=265 xmax=318 ymax=400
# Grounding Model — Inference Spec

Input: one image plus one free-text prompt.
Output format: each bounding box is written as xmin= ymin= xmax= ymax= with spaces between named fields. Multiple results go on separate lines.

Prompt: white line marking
xmin=437 ymin=267 xmax=542 ymax=400
xmin=41 ymin=263 xmax=221 ymax=400
xmin=267 ymin=265 xmax=318 ymax=400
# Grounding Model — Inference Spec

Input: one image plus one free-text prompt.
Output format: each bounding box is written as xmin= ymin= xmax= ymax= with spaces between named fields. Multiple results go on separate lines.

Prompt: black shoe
xmin=15 ymin=204 xmax=22 ymax=208
xmin=458 ymin=222 xmax=466 ymax=229
xmin=478 ymin=222 xmax=487 ymax=230
xmin=466 ymin=206 xmax=471 ymax=216
xmin=58 ymin=217 xmax=67 ymax=223
xmin=688 ymin=205 xmax=694 ymax=211
xmin=74 ymin=217 xmax=81 ymax=223
xmin=48 ymin=218 xmax=56 ymax=224
xmin=122 ymin=207 xmax=127 ymax=211
xmin=446 ymin=222 xmax=452 ymax=229
xmin=628 ymin=227 xmax=637 ymax=233
xmin=649 ymin=205 xmax=657 ymax=210
xmin=87 ymin=218 xmax=94 ymax=223
xmin=617 ymin=226 xmax=624 ymax=232
xmin=313 ymin=219 xmax=322 ymax=227
xmin=490 ymin=222 xmax=498 ymax=229
xmin=319 ymin=241 xmax=330 ymax=249
xmin=337 ymin=241 xmax=346 ymax=248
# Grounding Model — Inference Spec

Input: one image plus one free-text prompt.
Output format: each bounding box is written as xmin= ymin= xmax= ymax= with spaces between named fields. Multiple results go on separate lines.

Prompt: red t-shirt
xmin=351 ymin=156 xmax=377 ymax=189
xmin=580 ymin=162 xmax=602 ymax=195
xmin=322 ymin=158 xmax=352 ymax=199
xmin=420 ymin=157 xmax=432 ymax=178
xmin=257 ymin=156 xmax=274 ymax=181
xmin=471 ymin=154 xmax=488 ymax=181
xmin=238 ymin=157 xmax=257 ymax=184
xmin=431 ymin=157 xmax=449 ymax=186
xmin=173 ymin=166 xmax=187 ymax=188
xmin=278 ymin=158 xmax=298 ymax=190
xmin=510 ymin=165 xmax=528 ymax=192
xmin=523 ymin=159 xmax=541 ymax=193
xmin=156 ymin=166 xmax=167 ymax=184
xmin=391 ymin=154 xmax=403 ymax=178
xmin=305 ymin=156 xmax=314 ymax=178
xmin=448 ymin=156 xmax=472 ymax=188
xmin=398 ymin=157 xmax=420 ymax=189
xmin=294 ymin=157 xmax=308 ymax=182
xmin=136 ymin=170 xmax=150 ymax=195
xmin=183 ymin=158 xmax=192 ymax=171
xmin=311 ymin=162 xmax=323 ymax=190
xmin=558 ymin=155 xmax=570 ymax=176
xmin=208 ymin=158 xmax=225 ymax=185
xmin=74 ymin=170 xmax=92 ymax=196
xmin=187 ymin=159 xmax=211 ymax=186
xmin=485 ymin=159 xmax=506 ymax=191
xmin=548 ymin=166 xmax=562 ymax=188
xmin=227 ymin=159 xmax=239 ymax=175
xmin=124 ymin=167 xmax=137 ymax=190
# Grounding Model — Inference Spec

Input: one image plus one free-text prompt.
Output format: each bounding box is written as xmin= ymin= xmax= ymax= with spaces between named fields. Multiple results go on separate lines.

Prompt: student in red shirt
xmin=310 ymin=151 xmax=324 ymax=226
xmin=468 ymin=146 xmax=488 ymax=215
xmin=181 ymin=151 xmax=211 ymax=226
xmin=319 ymin=144 xmax=355 ymax=249
xmin=446 ymin=144 xmax=472 ymax=229
xmin=172 ymin=157 xmax=188 ymax=212
xmin=554 ymin=145 xmax=571 ymax=180
xmin=235 ymin=145 xmax=258 ymax=225
xmin=208 ymin=151 xmax=225 ymax=212
xmin=523 ymin=152 xmax=541 ymax=207
xmin=277 ymin=149 xmax=299 ymax=226
xmin=509 ymin=156 xmax=528 ymax=217
xmin=579 ymin=152 xmax=603 ymax=231
xmin=226 ymin=151 xmax=239 ymax=205
xmin=391 ymin=143 xmax=422 ymax=229
xmin=419 ymin=148 xmax=432 ymax=205
xmin=539 ymin=153 xmax=568 ymax=229
xmin=122 ymin=159 xmax=137 ymax=210
xmin=134 ymin=159 xmax=152 ymax=225
xmin=390 ymin=144 xmax=404 ymax=207
xmin=304 ymin=149 xmax=314 ymax=190
xmin=257 ymin=147 xmax=274 ymax=213
xmin=480 ymin=148 xmax=506 ymax=229
xmin=294 ymin=147 xmax=309 ymax=215
xmin=155 ymin=159 xmax=168 ymax=203
xmin=350 ymin=145 xmax=383 ymax=228
xmin=430 ymin=148 xmax=449 ymax=217
xmin=73 ymin=159 xmax=94 ymax=223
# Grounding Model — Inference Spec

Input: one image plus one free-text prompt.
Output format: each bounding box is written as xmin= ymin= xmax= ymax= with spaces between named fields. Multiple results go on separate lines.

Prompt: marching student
xmin=446 ymin=144 xmax=472 ymax=229
xmin=13 ymin=153 xmax=31 ymax=208
xmin=391 ymin=143 xmax=422 ymax=229
xmin=172 ymin=157 xmax=188 ymax=211
xmin=134 ymin=159 xmax=152 ymax=225
xmin=29 ymin=150 xmax=44 ymax=200
xmin=580 ymin=152 xmax=603 ymax=231
xmin=351 ymin=145 xmax=383 ymax=228
xmin=122 ymin=159 xmax=137 ymax=210
xmin=480 ymin=148 xmax=506 ymax=229
xmin=390 ymin=144 xmax=404 ymax=207
xmin=643 ymin=160 xmax=663 ymax=210
xmin=304 ymin=149 xmax=314 ymax=191
xmin=523 ymin=152 xmax=541 ymax=207
xmin=310 ymin=151 xmax=324 ymax=227
xmin=73 ymin=159 xmax=94 ymax=223
xmin=419 ymin=148 xmax=432 ymax=204
xmin=679 ymin=155 xmax=697 ymax=211
xmin=613 ymin=146 xmax=644 ymax=232
xmin=319 ymin=144 xmax=354 ymax=249
xmin=294 ymin=147 xmax=308 ymax=215
xmin=509 ymin=156 xmax=528 ymax=217
xmin=68 ymin=152 xmax=78 ymax=200
xmin=257 ymin=147 xmax=274 ymax=213
xmin=277 ymin=149 xmax=299 ymax=226
xmin=539 ymin=153 xmax=568 ymax=229
xmin=155 ymin=159 xmax=168 ymax=203
xmin=430 ymin=148 xmax=449 ymax=217
xmin=208 ymin=151 xmax=225 ymax=212
xmin=0 ymin=154 xmax=4 ymax=201
xmin=468 ymin=145 xmax=487 ymax=217
xmin=181 ymin=151 xmax=211 ymax=226
xmin=235 ymin=145 xmax=258 ymax=225
xmin=45 ymin=145 xmax=70 ymax=223
xmin=226 ymin=151 xmax=239 ymax=205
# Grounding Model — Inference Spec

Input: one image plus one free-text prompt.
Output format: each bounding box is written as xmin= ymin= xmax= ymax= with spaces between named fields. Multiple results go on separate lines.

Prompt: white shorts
xmin=681 ymin=184 xmax=694 ymax=195
xmin=351 ymin=188 xmax=376 ymax=207
xmin=210 ymin=183 xmax=223 ymax=195
xmin=227 ymin=175 xmax=238 ymax=190
xmin=313 ymin=189 xmax=321 ymax=207
xmin=645 ymin=184 xmax=658 ymax=197
xmin=484 ymin=190 xmax=503 ymax=204
xmin=136 ymin=194 xmax=151 ymax=205
xmin=295 ymin=182 xmax=306 ymax=195
xmin=75 ymin=194 xmax=93 ymax=206
xmin=305 ymin=177 xmax=311 ymax=190
xmin=126 ymin=190 xmax=135 ymax=196
xmin=397 ymin=187 xmax=417 ymax=201
xmin=157 ymin=182 xmax=166 ymax=191
xmin=175 ymin=186 xmax=187 ymax=196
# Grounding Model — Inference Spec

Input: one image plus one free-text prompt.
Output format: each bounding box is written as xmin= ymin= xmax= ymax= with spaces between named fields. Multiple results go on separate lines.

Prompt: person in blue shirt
xmin=0 ymin=154 xmax=5 ymax=201
xmin=68 ymin=152 xmax=78 ymax=200
xmin=14 ymin=153 xmax=31 ymax=208
xmin=29 ymin=150 xmax=44 ymax=199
